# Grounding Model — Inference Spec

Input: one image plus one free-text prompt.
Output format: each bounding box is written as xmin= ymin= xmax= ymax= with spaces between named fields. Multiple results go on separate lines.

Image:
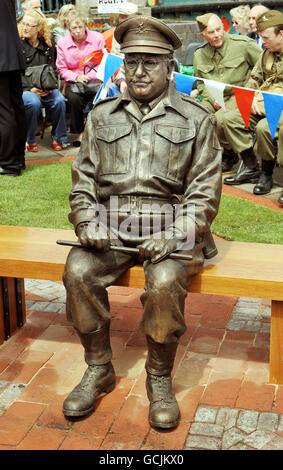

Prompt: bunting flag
xmin=174 ymin=72 xmax=283 ymax=137
xmin=96 ymin=51 xmax=123 ymax=85
xmin=79 ymin=51 xmax=283 ymax=137
xmin=203 ymin=79 xmax=226 ymax=110
xmin=79 ymin=49 xmax=104 ymax=69
xmin=174 ymin=73 xmax=196 ymax=95
xmin=262 ymin=92 xmax=283 ymax=138
xmin=232 ymin=87 xmax=255 ymax=128
xmin=94 ymin=52 xmax=123 ymax=102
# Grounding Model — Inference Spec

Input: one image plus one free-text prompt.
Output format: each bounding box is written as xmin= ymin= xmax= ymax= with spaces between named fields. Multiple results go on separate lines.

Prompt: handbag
xmin=70 ymin=63 xmax=101 ymax=96
xmin=70 ymin=81 xmax=101 ymax=95
xmin=24 ymin=64 xmax=58 ymax=90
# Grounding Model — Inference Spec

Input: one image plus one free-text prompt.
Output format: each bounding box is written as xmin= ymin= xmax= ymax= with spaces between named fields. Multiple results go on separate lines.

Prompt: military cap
xmin=195 ymin=13 xmax=213 ymax=32
xmin=114 ymin=15 xmax=182 ymax=54
xmin=256 ymin=9 xmax=283 ymax=32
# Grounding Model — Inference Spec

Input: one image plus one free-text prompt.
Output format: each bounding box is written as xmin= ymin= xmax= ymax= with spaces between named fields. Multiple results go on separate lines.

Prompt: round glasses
xmin=124 ymin=58 xmax=168 ymax=72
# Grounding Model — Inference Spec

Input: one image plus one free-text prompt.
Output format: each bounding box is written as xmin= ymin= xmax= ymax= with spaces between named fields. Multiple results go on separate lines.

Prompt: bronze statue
xmin=62 ymin=16 xmax=222 ymax=429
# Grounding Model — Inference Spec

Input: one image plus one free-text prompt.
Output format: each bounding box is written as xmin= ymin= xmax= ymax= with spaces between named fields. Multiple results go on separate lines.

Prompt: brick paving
xmin=0 ymin=280 xmax=282 ymax=451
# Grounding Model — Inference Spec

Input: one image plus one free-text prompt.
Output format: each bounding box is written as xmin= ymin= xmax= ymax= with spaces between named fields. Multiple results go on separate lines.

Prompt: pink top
xmin=56 ymin=29 xmax=105 ymax=86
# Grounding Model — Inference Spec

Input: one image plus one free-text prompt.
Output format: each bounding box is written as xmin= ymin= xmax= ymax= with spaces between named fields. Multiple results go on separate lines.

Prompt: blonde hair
xmin=18 ymin=9 xmax=52 ymax=47
xmin=57 ymin=4 xmax=76 ymax=28
xmin=230 ymin=5 xmax=251 ymax=31
xmin=66 ymin=12 xmax=86 ymax=30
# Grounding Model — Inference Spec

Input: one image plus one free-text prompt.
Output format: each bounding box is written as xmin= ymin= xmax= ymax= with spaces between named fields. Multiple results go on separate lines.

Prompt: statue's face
xmin=124 ymin=53 xmax=172 ymax=102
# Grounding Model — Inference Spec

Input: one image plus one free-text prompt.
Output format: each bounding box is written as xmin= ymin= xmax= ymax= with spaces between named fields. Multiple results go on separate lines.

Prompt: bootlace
xmin=150 ymin=375 xmax=176 ymax=407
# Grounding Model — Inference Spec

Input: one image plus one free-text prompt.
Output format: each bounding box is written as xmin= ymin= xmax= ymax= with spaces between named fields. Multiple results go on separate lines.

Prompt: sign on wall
xmin=97 ymin=0 xmax=124 ymax=14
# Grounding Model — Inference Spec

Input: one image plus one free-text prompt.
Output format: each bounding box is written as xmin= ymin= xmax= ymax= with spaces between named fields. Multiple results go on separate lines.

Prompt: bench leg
xmin=269 ymin=300 xmax=283 ymax=384
xmin=0 ymin=277 xmax=26 ymax=343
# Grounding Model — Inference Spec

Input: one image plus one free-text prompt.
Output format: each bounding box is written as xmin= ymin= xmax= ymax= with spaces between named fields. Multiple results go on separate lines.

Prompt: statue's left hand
xmin=138 ymin=232 xmax=180 ymax=264
xmin=76 ymin=222 xmax=110 ymax=252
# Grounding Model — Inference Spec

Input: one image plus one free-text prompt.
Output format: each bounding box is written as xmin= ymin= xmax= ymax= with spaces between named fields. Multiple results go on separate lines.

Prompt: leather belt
xmin=102 ymin=195 xmax=179 ymax=213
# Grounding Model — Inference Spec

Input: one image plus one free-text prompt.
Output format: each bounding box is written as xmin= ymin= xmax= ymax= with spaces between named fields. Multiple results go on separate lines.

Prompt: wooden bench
xmin=0 ymin=225 xmax=282 ymax=385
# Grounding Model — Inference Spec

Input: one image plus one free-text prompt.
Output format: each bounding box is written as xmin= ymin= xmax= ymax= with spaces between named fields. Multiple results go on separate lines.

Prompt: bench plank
xmin=0 ymin=225 xmax=283 ymax=300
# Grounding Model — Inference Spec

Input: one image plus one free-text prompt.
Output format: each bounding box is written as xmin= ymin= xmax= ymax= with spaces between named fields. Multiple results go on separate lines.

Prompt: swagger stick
xmin=56 ymin=240 xmax=192 ymax=261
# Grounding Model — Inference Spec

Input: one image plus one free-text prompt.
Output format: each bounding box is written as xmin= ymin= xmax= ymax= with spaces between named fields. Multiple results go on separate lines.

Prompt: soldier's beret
xmin=114 ymin=15 xmax=182 ymax=54
xmin=195 ymin=13 xmax=214 ymax=32
xmin=256 ymin=9 xmax=283 ymax=32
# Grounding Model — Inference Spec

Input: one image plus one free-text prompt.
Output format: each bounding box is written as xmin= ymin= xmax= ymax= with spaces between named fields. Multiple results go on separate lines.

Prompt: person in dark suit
xmin=0 ymin=0 xmax=27 ymax=176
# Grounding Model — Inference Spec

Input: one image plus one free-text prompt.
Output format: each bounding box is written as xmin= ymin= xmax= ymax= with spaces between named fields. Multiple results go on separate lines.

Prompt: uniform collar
xmin=109 ymin=81 xmax=190 ymax=119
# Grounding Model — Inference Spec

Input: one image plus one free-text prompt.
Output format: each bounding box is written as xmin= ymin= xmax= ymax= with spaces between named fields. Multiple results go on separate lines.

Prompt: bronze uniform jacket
xmin=68 ymin=82 xmax=222 ymax=259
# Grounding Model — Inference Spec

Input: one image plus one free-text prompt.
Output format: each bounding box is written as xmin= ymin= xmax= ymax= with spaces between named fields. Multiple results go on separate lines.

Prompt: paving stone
xmin=190 ymin=422 xmax=223 ymax=438
xmin=261 ymin=435 xmax=283 ymax=450
xmin=194 ymin=405 xmax=217 ymax=423
xmin=222 ymin=427 xmax=248 ymax=449
xmin=185 ymin=434 xmax=221 ymax=450
xmin=227 ymin=320 xmax=246 ymax=331
xmin=216 ymin=407 xmax=239 ymax=430
xmin=257 ymin=412 xmax=279 ymax=432
xmin=278 ymin=415 xmax=283 ymax=432
xmin=0 ymin=382 xmax=25 ymax=409
xmin=237 ymin=410 xmax=259 ymax=433
xmin=243 ymin=430 xmax=274 ymax=449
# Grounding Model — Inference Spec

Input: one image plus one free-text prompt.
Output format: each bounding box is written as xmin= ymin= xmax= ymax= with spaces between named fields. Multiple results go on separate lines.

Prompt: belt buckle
xmin=130 ymin=195 xmax=138 ymax=213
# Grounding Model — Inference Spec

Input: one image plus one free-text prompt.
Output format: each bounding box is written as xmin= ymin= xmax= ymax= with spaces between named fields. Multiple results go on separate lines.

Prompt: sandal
xmin=52 ymin=140 xmax=63 ymax=151
xmin=26 ymin=142 xmax=39 ymax=152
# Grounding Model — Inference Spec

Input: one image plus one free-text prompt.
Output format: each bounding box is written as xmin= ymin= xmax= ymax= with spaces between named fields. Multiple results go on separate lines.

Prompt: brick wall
xmin=163 ymin=21 xmax=203 ymax=63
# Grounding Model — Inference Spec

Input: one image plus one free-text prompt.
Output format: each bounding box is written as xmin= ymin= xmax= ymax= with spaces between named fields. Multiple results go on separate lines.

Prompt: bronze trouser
xmin=63 ymin=243 xmax=204 ymax=363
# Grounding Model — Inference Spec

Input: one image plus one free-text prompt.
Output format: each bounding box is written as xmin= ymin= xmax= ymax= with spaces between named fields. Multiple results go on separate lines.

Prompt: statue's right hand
xmin=76 ymin=222 xmax=110 ymax=252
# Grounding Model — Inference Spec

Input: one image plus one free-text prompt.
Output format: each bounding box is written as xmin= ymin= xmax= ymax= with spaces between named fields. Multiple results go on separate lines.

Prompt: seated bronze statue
xmin=62 ymin=16 xmax=222 ymax=429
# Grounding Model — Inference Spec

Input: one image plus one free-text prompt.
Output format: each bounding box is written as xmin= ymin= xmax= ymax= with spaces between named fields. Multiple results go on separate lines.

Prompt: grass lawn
xmin=0 ymin=161 xmax=282 ymax=244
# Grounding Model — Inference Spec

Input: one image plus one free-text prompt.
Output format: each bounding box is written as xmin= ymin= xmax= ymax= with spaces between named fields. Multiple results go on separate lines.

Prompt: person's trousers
xmin=63 ymin=243 xmax=204 ymax=364
xmin=65 ymin=87 xmax=95 ymax=134
xmin=23 ymin=89 xmax=68 ymax=145
xmin=0 ymin=71 xmax=27 ymax=170
xmin=220 ymin=108 xmax=283 ymax=164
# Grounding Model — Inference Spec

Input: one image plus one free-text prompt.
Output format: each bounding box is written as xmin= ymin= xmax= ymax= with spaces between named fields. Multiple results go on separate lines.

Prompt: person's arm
xmin=139 ymin=107 xmax=222 ymax=263
xmin=193 ymin=54 xmax=216 ymax=111
xmin=56 ymin=39 xmax=79 ymax=83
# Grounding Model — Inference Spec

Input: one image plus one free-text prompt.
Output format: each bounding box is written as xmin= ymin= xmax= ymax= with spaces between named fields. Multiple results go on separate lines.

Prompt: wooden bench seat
xmin=0 ymin=225 xmax=282 ymax=384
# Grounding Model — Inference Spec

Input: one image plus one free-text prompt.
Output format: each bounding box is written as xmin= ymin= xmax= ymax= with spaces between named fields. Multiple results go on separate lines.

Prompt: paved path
xmin=0 ymin=279 xmax=282 ymax=450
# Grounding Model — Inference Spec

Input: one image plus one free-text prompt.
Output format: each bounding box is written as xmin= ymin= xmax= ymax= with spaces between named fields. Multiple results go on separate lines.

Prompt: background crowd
xmin=0 ymin=0 xmax=282 ymax=206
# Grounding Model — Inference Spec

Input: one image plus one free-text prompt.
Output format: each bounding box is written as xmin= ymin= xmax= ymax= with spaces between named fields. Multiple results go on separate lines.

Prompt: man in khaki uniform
xmin=222 ymin=10 xmax=283 ymax=206
xmin=193 ymin=13 xmax=261 ymax=171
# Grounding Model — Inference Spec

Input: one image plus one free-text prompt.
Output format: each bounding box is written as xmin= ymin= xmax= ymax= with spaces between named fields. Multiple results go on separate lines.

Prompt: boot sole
xmin=224 ymin=178 xmax=259 ymax=186
xmin=63 ymin=381 xmax=116 ymax=418
xmin=149 ymin=415 xmax=180 ymax=429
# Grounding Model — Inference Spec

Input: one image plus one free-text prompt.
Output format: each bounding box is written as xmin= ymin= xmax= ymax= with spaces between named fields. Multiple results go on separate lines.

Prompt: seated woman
xmin=18 ymin=9 xmax=68 ymax=152
xmin=230 ymin=5 xmax=251 ymax=36
xmin=51 ymin=3 xmax=76 ymax=47
xmin=56 ymin=12 xmax=105 ymax=147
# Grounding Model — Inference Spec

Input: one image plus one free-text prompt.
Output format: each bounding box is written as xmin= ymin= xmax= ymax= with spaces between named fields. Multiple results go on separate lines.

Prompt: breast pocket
xmin=96 ymin=124 xmax=132 ymax=175
xmin=222 ymin=56 xmax=247 ymax=83
xmin=153 ymin=124 xmax=195 ymax=182
xmin=196 ymin=63 xmax=215 ymax=76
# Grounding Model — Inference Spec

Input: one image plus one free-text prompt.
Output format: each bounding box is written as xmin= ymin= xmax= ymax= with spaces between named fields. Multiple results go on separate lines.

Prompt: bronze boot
xmin=63 ymin=324 xmax=115 ymax=418
xmin=63 ymin=362 xmax=115 ymax=417
xmin=145 ymin=337 xmax=180 ymax=429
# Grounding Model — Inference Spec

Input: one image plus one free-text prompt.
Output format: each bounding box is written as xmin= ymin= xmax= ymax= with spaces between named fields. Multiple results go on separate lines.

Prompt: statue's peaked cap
xmin=114 ymin=15 xmax=182 ymax=54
